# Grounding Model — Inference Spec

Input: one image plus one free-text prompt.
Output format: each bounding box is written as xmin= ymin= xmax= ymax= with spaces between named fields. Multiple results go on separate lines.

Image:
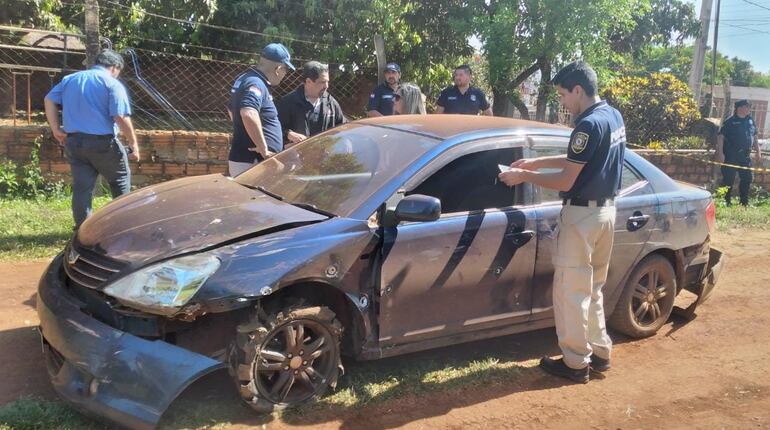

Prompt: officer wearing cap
xmin=435 ymin=64 xmax=492 ymax=116
xmin=367 ymin=62 xmax=400 ymax=117
xmin=716 ymin=99 xmax=762 ymax=206
xmin=499 ymin=61 xmax=626 ymax=383
xmin=227 ymin=43 xmax=294 ymax=177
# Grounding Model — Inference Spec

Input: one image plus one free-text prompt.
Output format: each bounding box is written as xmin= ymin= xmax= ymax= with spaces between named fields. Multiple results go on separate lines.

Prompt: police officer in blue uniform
xmin=436 ymin=64 xmax=492 ymax=116
xmin=227 ymin=43 xmax=295 ymax=177
xmin=499 ymin=61 xmax=626 ymax=383
xmin=367 ymin=63 xmax=401 ymax=117
xmin=716 ymin=99 xmax=762 ymax=206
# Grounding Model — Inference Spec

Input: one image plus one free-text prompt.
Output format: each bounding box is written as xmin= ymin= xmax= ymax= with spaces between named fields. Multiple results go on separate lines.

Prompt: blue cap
xmin=261 ymin=43 xmax=295 ymax=71
xmin=385 ymin=62 xmax=400 ymax=73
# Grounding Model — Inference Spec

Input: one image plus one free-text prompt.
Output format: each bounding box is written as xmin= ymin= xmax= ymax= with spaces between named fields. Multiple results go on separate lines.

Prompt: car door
xmin=377 ymin=139 xmax=538 ymax=346
xmin=525 ymin=139 xmax=658 ymax=322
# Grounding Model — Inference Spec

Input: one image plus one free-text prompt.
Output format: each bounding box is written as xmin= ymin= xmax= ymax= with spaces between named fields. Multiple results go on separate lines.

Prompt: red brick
xmin=209 ymin=164 xmax=227 ymax=175
xmin=7 ymin=144 xmax=33 ymax=161
xmin=187 ymin=148 xmax=199 ymax=160
xmin=50 ymin=161 xmax=71 ymax=174
xmin=136 ymin=163 xmax=163 ymax=175
xmin=164 ymin=163 xmax=185 ymax=176
xmin=186 ymin=163 xmax=209 ymax=175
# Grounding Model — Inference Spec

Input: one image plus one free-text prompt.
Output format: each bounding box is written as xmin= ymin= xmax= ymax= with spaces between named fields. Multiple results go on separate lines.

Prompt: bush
xmin=602 ymin=73 xmax=701 ymax=146
xmin=0 ymin=138 xmax=66 ymax=199
xmin=648 ymin=135 xmax=709 ymax=150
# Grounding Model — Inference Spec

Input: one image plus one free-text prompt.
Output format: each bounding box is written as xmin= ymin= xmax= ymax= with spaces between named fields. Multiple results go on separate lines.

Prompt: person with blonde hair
xmin=394 ymin=82 xmax=426 ymax=115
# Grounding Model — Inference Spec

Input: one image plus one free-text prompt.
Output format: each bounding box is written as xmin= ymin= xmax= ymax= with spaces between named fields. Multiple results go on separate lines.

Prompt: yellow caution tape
xmin=628 ymin=143 xmax=770 ymax=173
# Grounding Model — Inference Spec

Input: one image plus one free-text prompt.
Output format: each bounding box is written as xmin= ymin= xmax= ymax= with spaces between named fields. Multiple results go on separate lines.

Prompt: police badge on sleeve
xmin=571 ymin=132 xmax=589 ymax=154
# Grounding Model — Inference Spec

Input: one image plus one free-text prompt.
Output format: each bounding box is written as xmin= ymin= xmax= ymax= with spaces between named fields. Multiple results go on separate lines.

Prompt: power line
xmin=720 ymin=22 xmax=770 ymax=35
xmin=99 ymin=0 xmax=332 ymax=47
xmin=741 ymin=0 xmax=770 ymax=13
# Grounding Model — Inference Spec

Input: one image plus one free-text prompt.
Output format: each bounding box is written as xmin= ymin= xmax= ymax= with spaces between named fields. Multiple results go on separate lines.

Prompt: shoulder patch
xmin=248 ymin=86 xmax=263 ymax=98
xmin=571 ymin=132 xmax=589 ymax=154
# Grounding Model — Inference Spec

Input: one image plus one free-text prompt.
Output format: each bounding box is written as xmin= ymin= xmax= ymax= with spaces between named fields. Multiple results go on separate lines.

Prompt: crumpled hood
xmin=76 ymin=174 xmax=327 ymax=264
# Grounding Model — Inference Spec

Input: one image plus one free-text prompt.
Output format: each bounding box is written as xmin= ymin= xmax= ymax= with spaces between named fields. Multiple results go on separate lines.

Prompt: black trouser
xmin=720 ymin=163 xmax=752 ymax=206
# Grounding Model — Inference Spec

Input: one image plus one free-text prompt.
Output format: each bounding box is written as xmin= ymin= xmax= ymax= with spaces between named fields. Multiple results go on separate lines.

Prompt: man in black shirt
xmin=716 ymin=99 xmax=762 ymax=206
xmin=367 ymin=63 xmax=400 ymax=117
xmin=277 ymin=61 xmax=346 ymax=147
xmin=436 ymin=64 xmax=492 ymax=116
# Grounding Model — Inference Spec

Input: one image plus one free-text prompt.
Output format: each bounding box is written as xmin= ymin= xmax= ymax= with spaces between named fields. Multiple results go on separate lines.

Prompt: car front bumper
xmin=37 ymin=253 xmax=227 ymax=430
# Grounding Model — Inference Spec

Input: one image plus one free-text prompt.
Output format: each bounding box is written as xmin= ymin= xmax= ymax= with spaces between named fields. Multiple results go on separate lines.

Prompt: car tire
xmin=228 ymin=305 xmax=343 ymax=413
xmin=608 ymin=254 xmax=677 ymax=338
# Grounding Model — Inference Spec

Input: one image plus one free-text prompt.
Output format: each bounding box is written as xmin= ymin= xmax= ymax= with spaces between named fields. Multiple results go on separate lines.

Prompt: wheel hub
xmin=289 ymin=356 xmax=303 ymax=369
xmin=647 ymin=292 xmax=655 ymax=303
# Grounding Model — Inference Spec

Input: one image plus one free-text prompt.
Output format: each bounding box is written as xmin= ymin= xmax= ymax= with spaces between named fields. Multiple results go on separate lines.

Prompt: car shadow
xmin=159 ymin=326 xmax=651 ymax=429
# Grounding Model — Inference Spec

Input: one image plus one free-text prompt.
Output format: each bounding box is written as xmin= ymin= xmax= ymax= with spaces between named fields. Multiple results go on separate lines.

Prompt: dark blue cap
xmin=734 ymin=99 xmax=750 ymax=109
xmin=261 ymin=43 xmax=295 ymax=71
xmin=385 ymin=62 xmax=400 ymax=73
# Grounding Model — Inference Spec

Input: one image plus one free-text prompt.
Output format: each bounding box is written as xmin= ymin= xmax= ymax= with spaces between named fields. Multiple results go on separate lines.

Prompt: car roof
xmin=357 ymin=114 xmax=572 ymax=140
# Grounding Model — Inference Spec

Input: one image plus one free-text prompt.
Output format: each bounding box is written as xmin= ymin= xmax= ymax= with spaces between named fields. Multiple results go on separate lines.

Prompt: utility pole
xmin=709 ymin=0 xmax=722 ymax=117
xmin=84 ymin=0 xmax=100 ymax=67
xmin=374 ymin=34 xmax=386 ymax=84
xmin=689 ymin=0 xmax=713 ymax=106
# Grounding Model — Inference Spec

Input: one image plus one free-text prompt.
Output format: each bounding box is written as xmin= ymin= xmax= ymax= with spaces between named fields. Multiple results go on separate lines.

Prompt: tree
xmin=608 ymin=0 xmax=699 ymax=59
xmin=476 ymin=0 xmax=638 ymax=120
xmin=602 ymin=72 xmax=700 ymax=145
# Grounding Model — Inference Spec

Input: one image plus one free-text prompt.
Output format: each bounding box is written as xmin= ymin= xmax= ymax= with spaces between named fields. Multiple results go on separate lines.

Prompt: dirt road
xmin=2 ymin=228 xmax=769 ymax=429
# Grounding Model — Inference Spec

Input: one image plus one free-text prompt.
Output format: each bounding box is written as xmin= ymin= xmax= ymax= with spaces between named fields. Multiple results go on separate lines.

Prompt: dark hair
xmin=454 ymin=64 xmax=472 ymax=75
xmin=552 ymin=61 xmax=598 ymax=97
xmin=302 ymin=61 xmax=329 ymax=81
xmin=95 ymin=49 xmax=125 ymax=70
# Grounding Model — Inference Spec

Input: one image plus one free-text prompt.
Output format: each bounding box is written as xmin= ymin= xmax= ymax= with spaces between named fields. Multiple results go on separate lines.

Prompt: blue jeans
xmin=64 ymin=133 xmax=130 ymax=228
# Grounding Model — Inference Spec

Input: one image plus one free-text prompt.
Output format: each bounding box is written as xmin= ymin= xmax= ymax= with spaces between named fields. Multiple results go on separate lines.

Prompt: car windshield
xmin=235 ymin=124 xmax=440 ymax=217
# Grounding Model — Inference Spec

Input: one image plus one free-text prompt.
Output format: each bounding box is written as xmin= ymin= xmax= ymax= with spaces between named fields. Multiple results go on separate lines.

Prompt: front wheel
xmin=608 ymin=254 xmax=677 ymax=338
xmin=228 ymin=305 xmax=343 ymax=412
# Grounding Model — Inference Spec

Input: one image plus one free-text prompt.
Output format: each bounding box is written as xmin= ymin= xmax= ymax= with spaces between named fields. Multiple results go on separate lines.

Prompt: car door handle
xmin=509 ymin=230 xmax=535 ymax=247
xmin=627 ymin=212 xmax=650 ymax=232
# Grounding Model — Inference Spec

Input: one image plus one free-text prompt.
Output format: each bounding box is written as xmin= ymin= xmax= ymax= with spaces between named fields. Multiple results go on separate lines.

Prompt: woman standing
xmin=393 ymin=83 xmax=426 ymax=115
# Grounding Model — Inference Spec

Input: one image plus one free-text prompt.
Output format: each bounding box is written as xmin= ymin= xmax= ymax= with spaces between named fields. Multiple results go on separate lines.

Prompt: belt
xmin=562 ymin=197 xmax=614 ymax=207
xmin=68 ymin=132 xmax=114 ymax=138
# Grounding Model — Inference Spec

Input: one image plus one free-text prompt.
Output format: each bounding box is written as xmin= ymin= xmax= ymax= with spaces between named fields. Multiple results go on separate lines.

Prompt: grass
xmin=0 ymin=196 xmax=110 ymax=261
xmin=715 ymin=204 xmax=770 ymax=230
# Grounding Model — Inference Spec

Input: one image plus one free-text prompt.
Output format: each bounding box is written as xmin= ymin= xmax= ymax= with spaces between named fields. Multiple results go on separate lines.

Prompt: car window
xmin=621 ymin=162 xmax=644 ymax=190
xmin=526 ymin=146 xmax=565 ymax=204
xmin=407 ymin=147 xmax=523 ymax=214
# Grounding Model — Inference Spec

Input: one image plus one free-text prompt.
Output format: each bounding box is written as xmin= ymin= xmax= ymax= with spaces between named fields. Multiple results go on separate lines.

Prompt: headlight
xmin=103 ymin=254 xmax=220 ymax=315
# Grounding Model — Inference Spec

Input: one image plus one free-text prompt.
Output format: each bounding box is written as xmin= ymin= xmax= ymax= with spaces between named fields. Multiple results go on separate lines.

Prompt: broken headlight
xmin=103 ymin=254 xmax=220 ymax=316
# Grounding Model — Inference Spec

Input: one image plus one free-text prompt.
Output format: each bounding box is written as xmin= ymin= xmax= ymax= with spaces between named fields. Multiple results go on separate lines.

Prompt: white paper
xmin=498 ymin=164 xmax=511 ymax=173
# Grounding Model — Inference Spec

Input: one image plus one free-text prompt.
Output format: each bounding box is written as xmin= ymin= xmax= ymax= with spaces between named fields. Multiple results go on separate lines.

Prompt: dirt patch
xmin=2 ymin=229 xmax=769 ymax=429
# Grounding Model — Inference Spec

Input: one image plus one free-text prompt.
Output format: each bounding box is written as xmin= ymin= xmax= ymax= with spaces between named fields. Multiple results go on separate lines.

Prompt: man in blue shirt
xmin=366 ymin=63 xmax=400 ymax=117
xmin=716 ymin=99 xmax=762 ymax=206
xmin=435 ymin=64 xmax=492 ymax=116
xmin=44 ymin=49 xmax=139 ymax=229
xmin=499 ymin=61 xmax=625 ymax=383
xmin=227 ymin=43 xmax=294 ymax=177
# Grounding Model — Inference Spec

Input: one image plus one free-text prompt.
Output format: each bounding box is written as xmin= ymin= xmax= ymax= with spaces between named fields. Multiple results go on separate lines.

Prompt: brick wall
xmin=0 ymin=125 xmax=229 ymax=187
xmin=1 ymin=125 xmax=768 ymax=191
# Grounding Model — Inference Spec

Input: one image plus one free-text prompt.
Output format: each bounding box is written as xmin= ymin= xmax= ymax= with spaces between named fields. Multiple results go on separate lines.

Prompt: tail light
xmin=705 ymin=200 xmax=716 ymax=233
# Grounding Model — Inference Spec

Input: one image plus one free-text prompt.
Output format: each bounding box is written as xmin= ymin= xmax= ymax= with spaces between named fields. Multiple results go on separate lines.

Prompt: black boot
xmin=539 ymin=357 xmax=589 ymax=383
xmin=590 ymin=354 xmax=611 ymax=372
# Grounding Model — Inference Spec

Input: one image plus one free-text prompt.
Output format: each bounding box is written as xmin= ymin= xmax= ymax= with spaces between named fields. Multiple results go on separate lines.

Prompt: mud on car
xmin=37 ymin=115 xmax=724 ymax=429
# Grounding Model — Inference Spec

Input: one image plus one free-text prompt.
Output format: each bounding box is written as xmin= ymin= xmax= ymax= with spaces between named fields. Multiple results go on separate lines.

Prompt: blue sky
xmin=692 ymin=0 xmax=770 ymax=72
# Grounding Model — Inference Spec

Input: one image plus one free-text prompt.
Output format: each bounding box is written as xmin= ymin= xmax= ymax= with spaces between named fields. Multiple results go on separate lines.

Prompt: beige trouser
xmin=228 ymin=160 xmax=259 ymax=177
xmin=552 ymin=203 xmax=616 ymax=369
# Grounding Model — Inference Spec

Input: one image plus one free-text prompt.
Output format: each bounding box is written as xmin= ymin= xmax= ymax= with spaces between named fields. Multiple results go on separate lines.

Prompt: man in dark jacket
xmin=277 ymin=61 xmax=346 ymax=147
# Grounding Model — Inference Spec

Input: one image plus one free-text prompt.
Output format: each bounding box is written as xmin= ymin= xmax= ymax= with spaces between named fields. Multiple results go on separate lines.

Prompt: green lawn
xmin=0 ymin=196 xmax=110 ymax=261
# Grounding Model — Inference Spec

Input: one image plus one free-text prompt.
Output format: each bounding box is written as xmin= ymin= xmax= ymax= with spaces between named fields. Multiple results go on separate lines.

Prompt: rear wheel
xmin=228 ymin=305 xmax=343 ymax=412
xmin=609 ymin=254 xmax=676 ymax=338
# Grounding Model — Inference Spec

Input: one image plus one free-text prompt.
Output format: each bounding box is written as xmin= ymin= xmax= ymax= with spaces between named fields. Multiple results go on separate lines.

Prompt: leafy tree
xmin=608 ymin=0 xmax=699 ymax=59
xmin=602 ymin=72 xmax=700 ymax=145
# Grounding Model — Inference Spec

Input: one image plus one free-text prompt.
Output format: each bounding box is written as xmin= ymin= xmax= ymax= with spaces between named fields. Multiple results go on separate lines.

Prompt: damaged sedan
xmin=37 ymin=115 xmax=724 ymax=429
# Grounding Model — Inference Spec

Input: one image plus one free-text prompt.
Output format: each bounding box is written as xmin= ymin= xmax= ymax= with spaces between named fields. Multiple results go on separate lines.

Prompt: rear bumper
xmin=37 ymin=254 xmax=227 ymax=430
xmin=698 ymin=247 xmax=725 ymax=305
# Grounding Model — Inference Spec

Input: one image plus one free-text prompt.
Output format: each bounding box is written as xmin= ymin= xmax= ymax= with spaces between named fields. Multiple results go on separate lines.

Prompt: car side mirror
xmin=394 ymin=194 xmax=441 ymax=223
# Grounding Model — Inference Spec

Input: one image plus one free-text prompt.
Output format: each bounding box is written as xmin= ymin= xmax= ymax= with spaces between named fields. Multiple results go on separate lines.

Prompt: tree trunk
xmin=535 ymin=58 xmax=551 ymax=122
xmin=492 ymin=87 xmax=508 ymax=117
xmin=512 ymin=95 xmax=529 ymax=120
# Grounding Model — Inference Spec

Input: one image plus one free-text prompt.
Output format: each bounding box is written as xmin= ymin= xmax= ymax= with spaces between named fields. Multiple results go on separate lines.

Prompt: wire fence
xmin=0 ymin=25 xmax=376 ymax=132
